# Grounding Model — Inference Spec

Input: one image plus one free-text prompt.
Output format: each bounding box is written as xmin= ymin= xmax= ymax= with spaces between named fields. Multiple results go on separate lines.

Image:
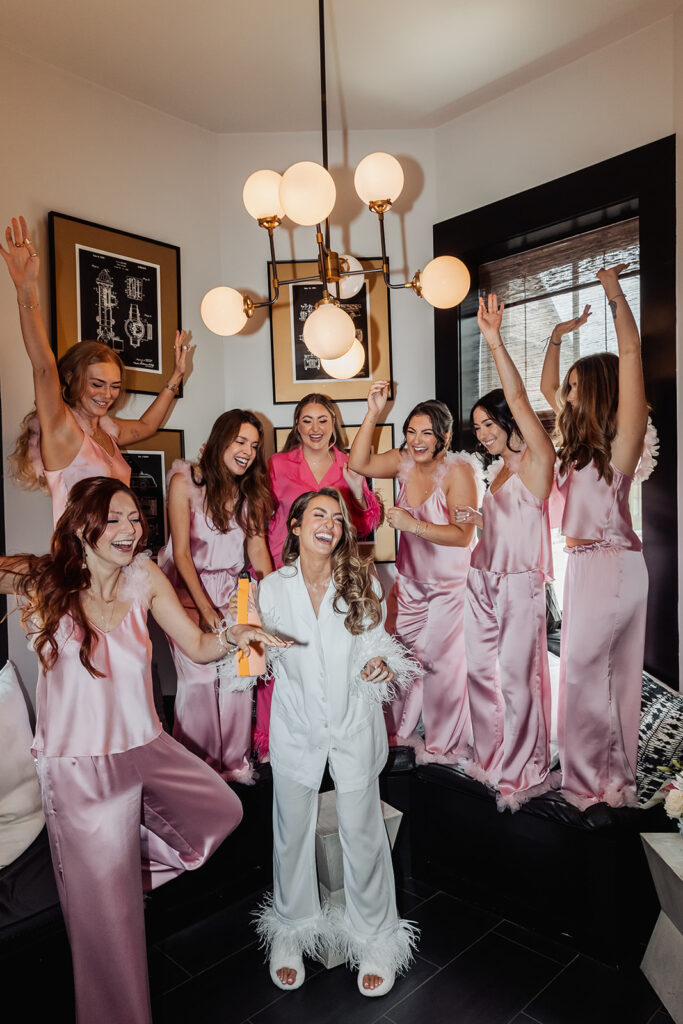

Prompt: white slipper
xmin=269 ymin=947 xmax=305 ymax=991
xmin=357 ymin=964 xmax=395 ymax=997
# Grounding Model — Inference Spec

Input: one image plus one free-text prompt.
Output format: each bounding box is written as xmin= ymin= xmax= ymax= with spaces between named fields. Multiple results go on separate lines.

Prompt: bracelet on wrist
xmin=165 ymin=379 xmax=182 ymax=395
xmin=18 ymin=298 xmax=39 ymax=311
xmin=607 ymin=291 xmax=625 ymax=302
xmin=213 ymin=619 xmax=238 ymax=656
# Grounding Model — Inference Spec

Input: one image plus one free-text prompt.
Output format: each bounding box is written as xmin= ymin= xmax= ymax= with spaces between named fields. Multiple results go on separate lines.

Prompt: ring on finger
xmin=14 ymin=241 xmax=23 ymax=248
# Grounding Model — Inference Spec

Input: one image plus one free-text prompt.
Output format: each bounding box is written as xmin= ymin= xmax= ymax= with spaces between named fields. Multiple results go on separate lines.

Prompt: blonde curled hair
xmin=281 ymin=487 xmax=383 ymax=635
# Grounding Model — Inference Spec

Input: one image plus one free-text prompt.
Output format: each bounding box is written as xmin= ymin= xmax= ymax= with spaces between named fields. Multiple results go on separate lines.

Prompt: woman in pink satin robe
xmin=158 ymin=410 xmax=275 ymax=782
xmin=254 ymin=393 xmax=381 ymax=756
xmin=1 ymin=214 xmax=190 ymax=524
xmin=541 ymin=265 xmax=650 ymax=810
xmin=456 ymin=294 xmax=558 ymax=811
xmin=349 ymin=389 xmax=481 ymax=764
xmin=0 ymin=476 xmax=286 ymax=1024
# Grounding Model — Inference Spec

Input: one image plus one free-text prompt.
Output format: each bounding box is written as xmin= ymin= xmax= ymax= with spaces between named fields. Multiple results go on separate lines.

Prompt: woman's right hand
xmin=367 ymin=381 xmax=390 ymax=419
xmin=0 ymin=217 xmax=40 ymax=294
xmin=551 ymin=304 xmax=592 ymax=342
xmin=451 ymin=505 xmax=483 ymax=529
xmin=200 ymin=608 xmax=224 ymax=633
xmin=227 ymin=624 xmax=292 ymax=656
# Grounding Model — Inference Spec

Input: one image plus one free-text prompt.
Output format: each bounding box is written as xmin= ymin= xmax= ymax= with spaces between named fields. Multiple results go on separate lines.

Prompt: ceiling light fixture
xmin=201 ymin=0 xmax=470 ymax=375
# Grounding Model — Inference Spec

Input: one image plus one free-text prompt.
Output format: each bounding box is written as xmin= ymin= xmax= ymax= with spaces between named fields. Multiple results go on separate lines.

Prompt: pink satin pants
xmin=37 ymin=730 xmax=243 ymax=1024
xmin=465 ymin=568 xmax=553 ymax=810
xmin=559 ymin=546 xmax=648 ymax=810
xmin=385 ymin=573 xmax=471 ymax=763
xmin=170 ymin=606 xmax=254 ymax=781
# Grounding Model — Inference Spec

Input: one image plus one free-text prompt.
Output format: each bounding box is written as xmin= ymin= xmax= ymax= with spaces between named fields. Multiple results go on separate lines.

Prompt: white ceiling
xmin=1 ymin=0 xmax=680 ymax=133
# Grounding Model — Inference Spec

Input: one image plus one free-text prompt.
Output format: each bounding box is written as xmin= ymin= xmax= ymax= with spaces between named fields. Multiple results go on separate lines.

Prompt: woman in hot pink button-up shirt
xmin=254 ymin=393 xmax=381 ymax=756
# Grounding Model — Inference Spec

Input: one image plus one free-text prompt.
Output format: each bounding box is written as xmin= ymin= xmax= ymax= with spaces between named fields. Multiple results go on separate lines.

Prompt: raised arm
xmin=347 ymin=382 xmax=401 ymax=479
xmin=478 ymin=294 xmax=555 ymax=499
xmin=0 ymin=217 xmax=75 ymax=441
xmin=148 ymin=561 xmax=288 ymax=662
xmin=540 ymin=305 xmax=592 ymax=413
xmin=598 ymin=264 xmax=648 ymax=475
xmin=113 ymin=331 xmax=189 ymax=445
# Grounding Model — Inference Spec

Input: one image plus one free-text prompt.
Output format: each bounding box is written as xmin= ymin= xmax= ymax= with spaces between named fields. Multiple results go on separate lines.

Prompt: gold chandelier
xmin=200 ymin=1 xmax=470 ymax=379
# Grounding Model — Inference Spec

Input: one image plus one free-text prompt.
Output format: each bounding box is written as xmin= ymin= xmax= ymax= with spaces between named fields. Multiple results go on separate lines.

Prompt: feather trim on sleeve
xmin=166 ymin=459 xmax=204 ymax=510
xmin=349 ymin=628 xmax=420 ymax=706
xmin=450 ymin=450 xmax=486 ymax=506
xmin=634 ymin=417 xmax=659 ymax=483
xmin=119 ymin=551 xmax=154 ymax=608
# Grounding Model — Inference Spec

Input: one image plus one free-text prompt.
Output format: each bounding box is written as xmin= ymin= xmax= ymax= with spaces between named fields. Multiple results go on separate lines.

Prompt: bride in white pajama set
xmin=250 ymin=487 xmax=418 ymax=998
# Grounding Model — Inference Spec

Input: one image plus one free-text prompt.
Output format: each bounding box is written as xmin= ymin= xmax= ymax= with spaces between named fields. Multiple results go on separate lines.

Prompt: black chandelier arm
xmin=376 ymin=210 xmax=415 ymax=291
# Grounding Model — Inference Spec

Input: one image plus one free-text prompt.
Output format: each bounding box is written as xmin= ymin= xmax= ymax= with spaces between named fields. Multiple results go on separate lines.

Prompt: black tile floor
xmin=146 ymin=882 xmax=675 ymax=1024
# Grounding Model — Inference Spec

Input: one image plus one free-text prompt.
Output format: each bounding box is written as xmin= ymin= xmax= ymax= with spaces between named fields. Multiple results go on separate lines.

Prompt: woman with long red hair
xmin=158 ymin=409 xmax=275 ymax=781
xmin=1 ymin=215 xmax=189 ymax=524
xmin=0 ymin=476 xmax=287 ymax=1024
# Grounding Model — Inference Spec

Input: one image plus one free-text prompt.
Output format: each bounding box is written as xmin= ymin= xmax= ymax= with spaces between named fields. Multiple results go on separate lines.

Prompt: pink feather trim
xmin=634 ymin=417 xmax=659 ymax=483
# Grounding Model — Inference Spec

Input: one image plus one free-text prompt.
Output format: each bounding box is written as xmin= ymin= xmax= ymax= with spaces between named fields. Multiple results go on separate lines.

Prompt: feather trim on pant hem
xmin=495 ymin=769 xmax=561 ymax=813
xmin=253 ymin=893 xmax=333 ymax=962
xmin=560 ymin=779 xmax=638 ymax=812
xmin=328 ymin=905 xmax=419 ymax=976
xmin=224 ymin=762 xmax=257 ymax=785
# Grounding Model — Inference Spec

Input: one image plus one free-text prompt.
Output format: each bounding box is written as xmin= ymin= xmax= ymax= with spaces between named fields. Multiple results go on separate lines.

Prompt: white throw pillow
xmin=0 ymin=661 xmax=44 ymax=868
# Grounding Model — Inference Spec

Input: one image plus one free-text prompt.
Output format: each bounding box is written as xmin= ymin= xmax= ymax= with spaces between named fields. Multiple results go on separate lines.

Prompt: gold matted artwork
xmin=274 ymin=423 xmax=397 ymax=564
xmin=121 ymin=428 xmax=185 ymax=554
xmin=269 ymin=258 xmax=393 ymax=404
xmin=49 ymin=211 xmax=182 ymax=396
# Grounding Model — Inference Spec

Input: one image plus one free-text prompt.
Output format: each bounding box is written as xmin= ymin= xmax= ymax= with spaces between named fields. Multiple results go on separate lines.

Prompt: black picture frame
xmin=121 ymin=428 xmax=185 ymax=554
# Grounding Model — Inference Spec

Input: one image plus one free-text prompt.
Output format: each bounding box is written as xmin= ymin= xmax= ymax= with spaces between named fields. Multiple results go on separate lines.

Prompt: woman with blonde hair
xmin=158 ymin=409 xmax=275 ymax=782
xmin=1 ymin=215 xmax=189 ymax=523
xmin=540 ymin=264 xmax=653 ymax=809
xmin=254 ymin=488 xmax=417 ymax=998
xmin=0 ymin=475 xmax=287 ymax=1024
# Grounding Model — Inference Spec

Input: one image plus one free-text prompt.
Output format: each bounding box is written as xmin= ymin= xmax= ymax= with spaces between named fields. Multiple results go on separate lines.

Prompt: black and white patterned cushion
xmin=637 ymin=672 xmax=683 ymax=807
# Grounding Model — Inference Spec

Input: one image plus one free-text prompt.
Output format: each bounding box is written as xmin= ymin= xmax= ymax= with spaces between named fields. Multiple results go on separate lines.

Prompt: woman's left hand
xmin=227 ymin=624 xmax=292 ymax=656
xmin=385 ymin=506 xmax=415 ymax=533
xmin=342 ymin=463 xmax=365 ymax=503
xmin=452 ymin=505 xmax=483 ymax=529
xmin=361 ymin=656 xmax=395 ymax=684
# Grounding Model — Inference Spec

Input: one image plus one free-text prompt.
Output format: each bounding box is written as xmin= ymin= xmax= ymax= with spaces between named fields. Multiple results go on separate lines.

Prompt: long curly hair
xmin=555 ymin=353 xmax=619 ymax=484
xmin=10 ymin=341 xmax=126 ymax=491
xmin=401 ymin=400 xmax=453 ymax=458
xmin=281 ymin=487 xmax=383 ymax=635
xmin=470 ymin=388 xmax=523 ymax=469
xmin=281 ymin=393 xmax=347 ymax=452
xmin=193 ymin=410 xmax=274 ymax=536
xmin=14 ymin=477 xmax=148 ymax=678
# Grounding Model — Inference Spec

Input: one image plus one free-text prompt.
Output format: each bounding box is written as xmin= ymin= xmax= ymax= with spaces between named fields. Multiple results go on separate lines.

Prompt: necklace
xmin=84 ymin=582 xmax=120 ymax=632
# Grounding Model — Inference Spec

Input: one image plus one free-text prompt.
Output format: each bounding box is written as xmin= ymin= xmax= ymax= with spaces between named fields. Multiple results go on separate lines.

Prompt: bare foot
xmin=276 ymin=967 xmax=297 ymax=986
xmin=362 ymin=973 xmax=384 ymax=990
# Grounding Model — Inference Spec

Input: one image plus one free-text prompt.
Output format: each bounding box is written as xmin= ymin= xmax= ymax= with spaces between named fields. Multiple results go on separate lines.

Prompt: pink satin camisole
xmin=157 ymin=461 xmax=246 ymax=612
xmin=44 ymin=432 xmax=131 ymax=524
xmin=471 ymin=456 xmax=553 ymax=579
xmin=558 ymin=461 xmax=641 ymax=551
xmin=396 ymin=451 xmax=480 ymax=583
xmin=32 ymin=554 xmax=161 ymax=758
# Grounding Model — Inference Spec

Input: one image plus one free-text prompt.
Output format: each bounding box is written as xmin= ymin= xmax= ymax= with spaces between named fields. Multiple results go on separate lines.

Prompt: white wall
xmin=0 ymin=46 xmax=223 ymax=700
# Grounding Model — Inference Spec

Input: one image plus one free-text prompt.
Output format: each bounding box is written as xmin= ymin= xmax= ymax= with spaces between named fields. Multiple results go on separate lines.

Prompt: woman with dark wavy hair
xmin=349 ymin=390 xmax=482 ymax=765
xmin=1 ymin=215 xmax=190 ymax=525
xmin=158 ymin=409 xmax=275 ymax=782
xmin=254 ymin=488 xmax=418 ymax=999
xmin=540 ymin=264 xmax=653 ymax=810
xmin=0 ymin=476 xmax=286 ymax=1024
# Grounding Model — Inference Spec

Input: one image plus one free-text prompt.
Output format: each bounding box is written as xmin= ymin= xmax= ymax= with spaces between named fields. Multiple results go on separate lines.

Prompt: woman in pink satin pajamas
xmin=541 ymin=265 xmax=650 ymax=810
xmin=0 ymin=477 xmax=286 ymax=1024
xmin=349 ymin=389 xmax=481 ymax=764
xmin=457 ymin=294 xmax=559 ymax=811
xmin=255 ymin=393 xmax=381 ymax=756
xmin=158 ymin=410 xmax=275 ymax=782
xmin=2 ymin=215 xmax=190 ymax=526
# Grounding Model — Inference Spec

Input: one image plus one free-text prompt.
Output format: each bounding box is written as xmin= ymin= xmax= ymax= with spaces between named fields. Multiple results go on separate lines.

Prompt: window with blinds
xmin=477 ymin=218 xmax=640 ymax=412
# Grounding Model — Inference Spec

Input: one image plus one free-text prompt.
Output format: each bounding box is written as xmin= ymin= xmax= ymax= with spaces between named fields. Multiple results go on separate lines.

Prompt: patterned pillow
xmin=637 ymin=672 xmax=683 ymax=807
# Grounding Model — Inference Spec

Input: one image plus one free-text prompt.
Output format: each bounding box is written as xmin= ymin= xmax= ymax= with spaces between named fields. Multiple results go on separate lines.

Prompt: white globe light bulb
xmin=419 ymin=256 xmax=470 ymax=309
xmin=321 ymin=338 xmax=366 ymax=380
xmin=200 ymin=286 xmax=247 ymax=336
xmin=242 ymin=169 xmax=285 ymax=221
xmin=302 ymin=304 xmax=355 ymax=359
xmin=330 ymin=255 xmax=365 ymax=300
xmin=279 ymin=161 xmax=336 ymax=226
xmin=354 ymin=152 xmax=404 ymax=205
